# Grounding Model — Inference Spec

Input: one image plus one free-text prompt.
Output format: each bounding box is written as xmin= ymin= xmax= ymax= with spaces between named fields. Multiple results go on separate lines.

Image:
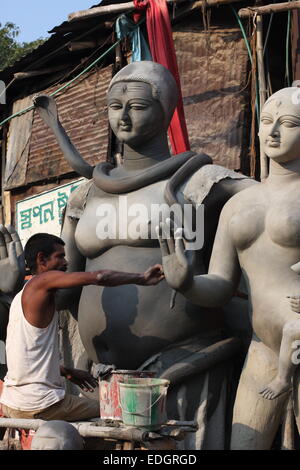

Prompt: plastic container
xmin=118 ymin=377 xmax=170 ymax=431
xmin=99 ymin=370 xmax=155 ymax=420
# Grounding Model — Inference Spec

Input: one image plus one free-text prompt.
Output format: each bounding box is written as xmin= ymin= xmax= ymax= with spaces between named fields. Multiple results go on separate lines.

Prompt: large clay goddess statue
xmin=159 ymin=86 xmax=300 ymax=449
xmin=34 ymin=61 xmax=255 ymax=449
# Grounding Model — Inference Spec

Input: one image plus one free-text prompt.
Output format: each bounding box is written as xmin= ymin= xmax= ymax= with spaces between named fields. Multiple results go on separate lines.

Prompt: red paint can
xmin=99 ymin=370 xmax=155 ymax=420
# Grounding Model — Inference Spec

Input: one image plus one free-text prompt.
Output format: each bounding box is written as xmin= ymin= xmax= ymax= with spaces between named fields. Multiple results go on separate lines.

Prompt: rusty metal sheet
xmin=174 ymin=27 xmax=250 ymax=170
xmin=24 ymin=65 xmax=112 ymax=186
xmin=4 ymin=96 xmax=35 ymax=190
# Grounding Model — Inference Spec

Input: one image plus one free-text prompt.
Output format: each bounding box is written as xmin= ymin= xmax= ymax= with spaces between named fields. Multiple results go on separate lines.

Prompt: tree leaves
xmin=0 ymin=22 xmax=45 ymax=71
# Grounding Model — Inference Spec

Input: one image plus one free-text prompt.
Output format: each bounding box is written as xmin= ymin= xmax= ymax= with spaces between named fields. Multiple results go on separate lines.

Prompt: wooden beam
xmin=69 ymin=0 xmax=242 ymax=22
xmin=239 ymin=1 xmax=300 ymax=18
xmin=68 ymin=41 xmax=97 ymax=52
xmin=69 ymin=0 xmax=168 ymax=21
xmin=14 ymin=64 xmax=67 ymax=80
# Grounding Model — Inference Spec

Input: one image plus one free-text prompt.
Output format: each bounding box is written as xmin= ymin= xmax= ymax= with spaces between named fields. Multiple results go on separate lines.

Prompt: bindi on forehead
xmin=263 ymin=99 xmax=284 ymax=116
xmin=275 ymin=100 xmax=282 ymax=115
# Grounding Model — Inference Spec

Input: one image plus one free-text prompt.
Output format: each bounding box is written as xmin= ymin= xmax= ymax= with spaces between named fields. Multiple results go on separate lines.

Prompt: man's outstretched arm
xmin=33 ymin=264 xmax=164 ymax=291
xmin=23 ymin=265 xmax=164 ymax=328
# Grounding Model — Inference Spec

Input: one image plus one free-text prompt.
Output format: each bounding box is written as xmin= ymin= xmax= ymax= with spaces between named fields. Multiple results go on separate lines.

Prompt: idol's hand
xmin=156 ymin=219 xmax=194 ymax=291
xmin=33 ymin=94 xmax=59 ymax=130
xmin=0 ymin=225 xmax=25 ymax=293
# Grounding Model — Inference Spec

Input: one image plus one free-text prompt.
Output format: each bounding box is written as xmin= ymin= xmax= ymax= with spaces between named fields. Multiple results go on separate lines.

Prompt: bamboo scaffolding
xmin=0 ymin=419 xmax=148 ymax=441
xmin=239 ymin=1 xmax=300 ymax=18
xmin=0 ymin=418 xmax=196 ymax=442
xmin=256 ymin=16 xmax=268 ymax=180
xmin=68 ymin=0 xmax=242 ymax=22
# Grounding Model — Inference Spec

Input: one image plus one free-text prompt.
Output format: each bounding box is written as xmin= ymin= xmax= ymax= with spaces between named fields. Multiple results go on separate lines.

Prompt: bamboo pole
xmin=256 ymin=16 xmax=268 ymax=180
xmin=68 ymin=0 xmax=242 ymax=22
xmin=239 ymin=1 xmax=300 ymax=18
xmin=0 ymin=418 xmax=196 ymax=442
xmin=0 ymin=418 xmax=149 ymax=441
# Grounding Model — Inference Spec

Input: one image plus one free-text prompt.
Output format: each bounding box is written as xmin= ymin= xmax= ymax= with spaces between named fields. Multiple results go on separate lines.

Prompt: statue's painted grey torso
xmin=74 ymin=180 xmax=221 ymax=367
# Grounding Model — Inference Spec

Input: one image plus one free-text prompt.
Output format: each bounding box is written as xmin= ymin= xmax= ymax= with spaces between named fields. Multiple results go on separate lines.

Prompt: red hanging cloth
xmin=133 ymin=0 xmax=190 ymax=154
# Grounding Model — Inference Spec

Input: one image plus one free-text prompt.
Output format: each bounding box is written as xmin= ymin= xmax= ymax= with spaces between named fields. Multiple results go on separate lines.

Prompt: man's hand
xmin=142 ymin=264 xmax=164 ymax=286
xmin=61 ymin=366 xmax=98 ymax=392
xmin=0 ymin=225 xmax=25 ymax=293
xmin=156 ymin=219 xmax=194 ymax=291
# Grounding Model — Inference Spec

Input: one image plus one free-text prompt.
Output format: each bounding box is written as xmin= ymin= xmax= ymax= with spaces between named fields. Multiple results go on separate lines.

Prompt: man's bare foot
xmin=259 ymin=378 xmax=292 ymax=400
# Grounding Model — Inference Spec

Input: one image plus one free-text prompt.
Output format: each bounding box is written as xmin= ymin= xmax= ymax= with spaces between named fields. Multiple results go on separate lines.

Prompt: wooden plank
xmin=68 ymin=0 xmax=242 ymax=22
xmin=239 ymin=1 xmax=300 ymax=18
xmin=14 ymin=65 xmax=67 ymax=80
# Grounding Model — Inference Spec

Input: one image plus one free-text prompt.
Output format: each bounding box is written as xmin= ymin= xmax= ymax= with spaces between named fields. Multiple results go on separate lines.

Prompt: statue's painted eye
xmin=130 ymin=104 xmax=148 ymax=110
xmin=281 ymin=120 xmax=299 ymax=128
xmin=261 ymin=118 xmax=273 ymax=125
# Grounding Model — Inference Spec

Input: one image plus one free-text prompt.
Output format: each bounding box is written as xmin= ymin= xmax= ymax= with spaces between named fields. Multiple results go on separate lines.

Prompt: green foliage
xmin=0 ymin=22 xmax=45 ymax=71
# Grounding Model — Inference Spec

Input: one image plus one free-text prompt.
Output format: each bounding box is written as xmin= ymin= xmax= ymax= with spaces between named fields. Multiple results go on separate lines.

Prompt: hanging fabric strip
xmin=115 ymin=14 xmax=152 ymax=62
xmin=133 ymin=0 xmax=190 ymax=154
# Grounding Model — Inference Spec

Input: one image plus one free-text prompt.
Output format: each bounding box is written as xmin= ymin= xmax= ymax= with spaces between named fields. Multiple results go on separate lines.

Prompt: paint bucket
xmin=99 ymin=370 xmax=155 ymax=420
xmin=119 ymin=378 xmax=170 ymax=431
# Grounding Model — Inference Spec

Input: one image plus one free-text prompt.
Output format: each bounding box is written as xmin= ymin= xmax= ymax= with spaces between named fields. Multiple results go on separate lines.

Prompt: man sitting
xmin=0 ymin=233 xmax=163 ymax=421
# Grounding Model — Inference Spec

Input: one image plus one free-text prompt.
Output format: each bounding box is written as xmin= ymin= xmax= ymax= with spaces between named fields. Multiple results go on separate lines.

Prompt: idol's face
xmin=107 ymin=81 xmax=165 ymax=147
xmin=259 ymin=97 xmax=300 ymax=163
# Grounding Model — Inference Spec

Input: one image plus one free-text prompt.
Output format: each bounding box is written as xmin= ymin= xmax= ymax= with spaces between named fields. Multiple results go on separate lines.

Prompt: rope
xmin=230 ymin=5 xmax=259 ymax=123
xmin=0 ymin=38 xmax=122 ymax=128
xmin=263 ymin=12 xmax=274 ymax=57
xmin=230 ymin=5 xmax=253 ymax=64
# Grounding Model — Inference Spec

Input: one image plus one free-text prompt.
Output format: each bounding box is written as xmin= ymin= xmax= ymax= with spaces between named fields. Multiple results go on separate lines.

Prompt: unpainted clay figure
xmin=159 ymin=87 xmax=300 ymax=449
xmin=34 ymin=61 xmax=255 ymax=449
xmin=260 ymin=260 xmax=300 ymax=400
xmin=0 ymin=224 xmax=25 ymax=369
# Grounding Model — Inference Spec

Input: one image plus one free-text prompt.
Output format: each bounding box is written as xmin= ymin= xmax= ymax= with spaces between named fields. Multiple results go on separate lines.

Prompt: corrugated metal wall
xmin=5 ymin=65 xmax=112 ymax=190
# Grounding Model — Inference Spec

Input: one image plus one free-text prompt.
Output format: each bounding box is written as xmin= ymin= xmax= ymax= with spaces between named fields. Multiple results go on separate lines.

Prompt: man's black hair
xmin=24 ymin=233 xmax=65 ymax=273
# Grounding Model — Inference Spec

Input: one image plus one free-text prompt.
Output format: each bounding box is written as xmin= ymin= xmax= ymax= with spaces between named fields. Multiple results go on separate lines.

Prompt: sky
xmin=0 ymin=1 xmax=103 ymax=43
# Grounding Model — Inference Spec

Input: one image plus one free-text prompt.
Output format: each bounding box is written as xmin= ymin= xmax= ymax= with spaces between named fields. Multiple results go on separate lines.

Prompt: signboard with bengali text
xmin=16 ymin=178 xmax=86 ymax=247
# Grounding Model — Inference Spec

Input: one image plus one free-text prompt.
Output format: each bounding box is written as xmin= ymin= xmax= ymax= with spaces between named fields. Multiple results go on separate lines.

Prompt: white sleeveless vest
xmin=0 ymin=286 xmax=65 ymax=411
